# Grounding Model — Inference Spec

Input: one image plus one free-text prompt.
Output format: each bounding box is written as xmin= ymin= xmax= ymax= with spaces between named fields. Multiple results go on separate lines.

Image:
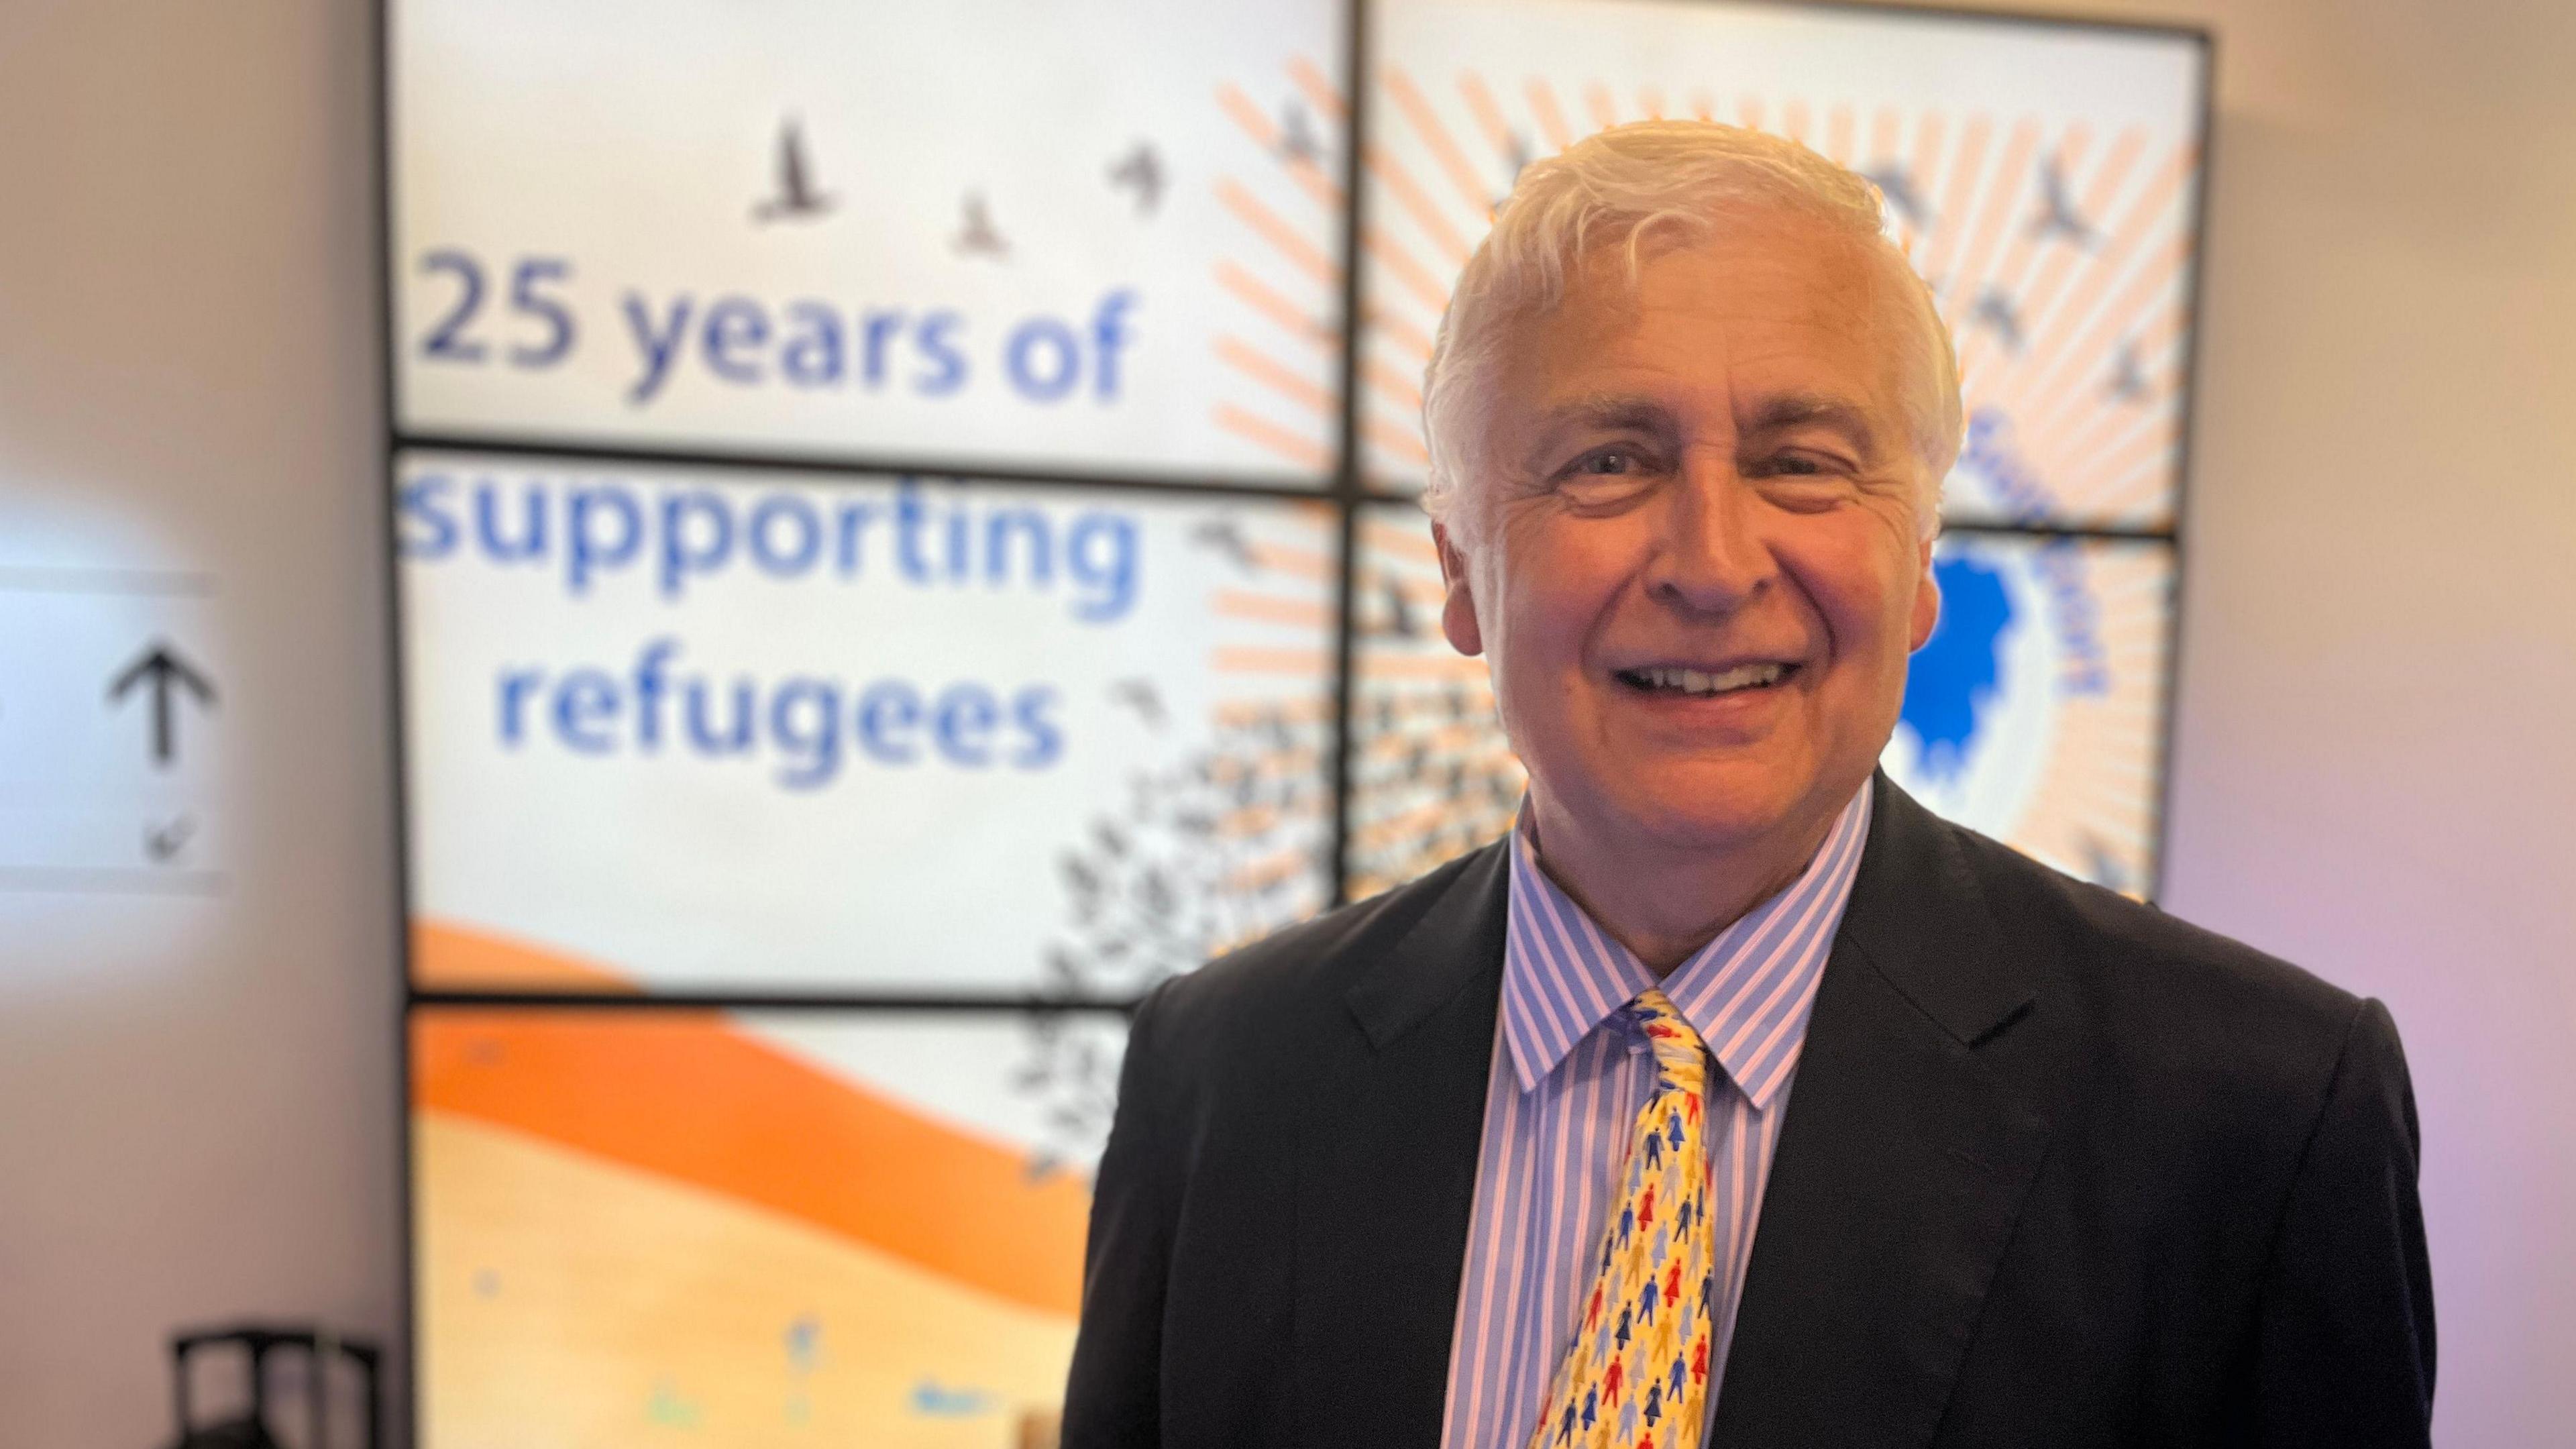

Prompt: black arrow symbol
xmin=107 ymin=640 xmax=215 ymax=767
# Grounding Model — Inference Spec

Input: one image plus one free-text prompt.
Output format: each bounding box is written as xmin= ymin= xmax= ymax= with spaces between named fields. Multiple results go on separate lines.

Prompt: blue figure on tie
xmin=1615 ymin=1304 xmax=1633 ymax=1350
xmin=1652 ymin=1220 xmax=1670 ymax=1268
xmin=1619 ymin=1203 xmax=1636 ymax=1246
xmin=1618 ymin=1397 xmax=1640 ymax=1442
xmin=1674 ymin=1194 xmax=1695 ymax=1237
xmin=1669 ymin=1350 xmax=1688 ymax=1398
xmin=1644 ymin=1128 xmax=1665 ymax=1170
xmin=1644 ymin=1382 xmax=1664 ymax=1427
xmin=1640 ymin=1273 xmax=1661 ymax=1326
xmin=1700 ymin=1268 xmax=1717 ymax=1314
xmin=1582 ymin=1386 xmax=1599 ymax=1431
xmin=1558 ymin=1400 xmax=1577 ymax=1444
xmin=1666 ymin=1113 xmax=1686 ymax=1150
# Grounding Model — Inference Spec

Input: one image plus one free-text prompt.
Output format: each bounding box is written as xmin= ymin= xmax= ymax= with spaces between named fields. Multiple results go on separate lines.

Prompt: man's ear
xmin=1909 ymin=535 xmax=1941 ymax=651
xmin=1432 ymin=519 xmax=1484 ymax=657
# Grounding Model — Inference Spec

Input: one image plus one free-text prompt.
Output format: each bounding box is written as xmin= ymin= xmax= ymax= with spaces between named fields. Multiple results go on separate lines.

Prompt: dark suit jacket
xmin=1064 ymin=774 xmax=2434 ymax=1447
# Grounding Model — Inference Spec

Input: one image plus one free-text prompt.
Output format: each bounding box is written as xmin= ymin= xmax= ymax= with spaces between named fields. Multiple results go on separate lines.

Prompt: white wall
xmin=1976 ymin=0 xmax=2576 ymax=1441
xmin=0 ymin=2 xmax=397 ymax=1446
xmin=0 ymin=1 xmax=2569 ymax=1446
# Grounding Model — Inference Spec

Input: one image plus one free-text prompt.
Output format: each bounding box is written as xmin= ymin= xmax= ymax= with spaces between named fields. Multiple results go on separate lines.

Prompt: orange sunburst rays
xmin=1949 ymin=121 xmax=2095 ymax=388
xmin=1209 ymin=58 xmax=1350 ymax=478
xmin=1973 ymin=145 xmax=2202 ymax=521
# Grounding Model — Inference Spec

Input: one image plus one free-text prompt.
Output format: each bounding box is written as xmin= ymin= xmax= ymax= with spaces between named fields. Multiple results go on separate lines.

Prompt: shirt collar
xmin=1499 ymin=782 xmax=1873 ymax=1110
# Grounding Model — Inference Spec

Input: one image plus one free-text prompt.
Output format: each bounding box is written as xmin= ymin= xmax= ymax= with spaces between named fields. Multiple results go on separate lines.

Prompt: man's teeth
xmin=1633 ymin=663 xmax=1787 ymax=695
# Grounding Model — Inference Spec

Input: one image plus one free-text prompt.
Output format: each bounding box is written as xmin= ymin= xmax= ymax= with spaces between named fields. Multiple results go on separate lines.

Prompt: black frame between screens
xmin=374 ymin=0 xmax=2214 ymax=1438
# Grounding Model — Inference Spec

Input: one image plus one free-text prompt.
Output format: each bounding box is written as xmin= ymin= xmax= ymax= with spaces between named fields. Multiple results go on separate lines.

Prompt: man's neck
xmin=1523 ymin=790 xmax=1847 ymax=976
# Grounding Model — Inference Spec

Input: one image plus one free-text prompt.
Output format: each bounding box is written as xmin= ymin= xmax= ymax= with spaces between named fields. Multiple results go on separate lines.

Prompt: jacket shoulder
xmin=1138 ymin=843 xmax=1498 ymax=1068
xmin=1942 ymin=818 xmax=2374 ymax=1094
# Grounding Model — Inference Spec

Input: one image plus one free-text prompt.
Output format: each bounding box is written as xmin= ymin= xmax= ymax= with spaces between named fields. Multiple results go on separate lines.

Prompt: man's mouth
xmin=1613 ymin=662 xmax=1799 ymax=697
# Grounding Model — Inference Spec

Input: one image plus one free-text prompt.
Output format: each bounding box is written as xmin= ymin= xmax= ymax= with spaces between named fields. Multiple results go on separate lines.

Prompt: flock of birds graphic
xmin=749 ymin=98 xmax=1326 ymax=252
xmin=751 ymin=103 xmax=2149 ymax=400
xmin=731 ymin=95 xmax=2168 ymax=1057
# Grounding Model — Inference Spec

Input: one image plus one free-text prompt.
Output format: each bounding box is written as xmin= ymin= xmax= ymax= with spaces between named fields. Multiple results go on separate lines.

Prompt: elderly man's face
xmin=1436 ymin=217 xmax=1941 ymax=861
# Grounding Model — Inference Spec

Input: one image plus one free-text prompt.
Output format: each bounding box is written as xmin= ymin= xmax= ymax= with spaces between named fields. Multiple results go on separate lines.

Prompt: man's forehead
xmin=1491 ymin=223 xmax=1935 ymax=433
xmin=1546 ymin=223 xmax=1899 ymax=341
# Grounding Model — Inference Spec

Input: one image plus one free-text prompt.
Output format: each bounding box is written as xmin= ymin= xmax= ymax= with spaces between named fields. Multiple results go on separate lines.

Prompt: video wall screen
xmin=388 ymin=0 xmax=2206 ymax=1442
xmin=411 ymin=1006 xmax=1124 ymax=1443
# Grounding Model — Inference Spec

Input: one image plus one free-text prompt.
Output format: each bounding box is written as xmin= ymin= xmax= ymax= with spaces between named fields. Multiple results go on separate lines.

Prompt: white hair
xmin=1419 ymin=120 xmax=1962 ymax=539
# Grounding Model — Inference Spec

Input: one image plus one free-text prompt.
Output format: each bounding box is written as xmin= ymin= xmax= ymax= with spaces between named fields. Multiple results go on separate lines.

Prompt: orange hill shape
xmin=411 ymin=924 xmax=1092 ymax=1318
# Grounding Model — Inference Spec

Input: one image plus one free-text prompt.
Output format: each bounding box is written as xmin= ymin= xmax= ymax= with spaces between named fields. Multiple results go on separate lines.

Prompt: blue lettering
xmin=396 ymin=474 xmax=459 ymax=557
xmin=861 ymin=309 xmax=906 ymax=388
xmin=780 ymin=302 xmax=845 ymax=386
xmin=1012 ymin=686 xmax=1064 ymax=768
xmin=622 ymin=292 xmax=694 ymax=404
xmin=933 ymin=684 xmax=999 ymax=766
xmin=685 ymin=677 xmax=756 ymax=753
xmin=748 ymin=494 xmax=822 ymax=576
xmin=659 ymin=491 xmax=735 ymax=598
xmin=473 ymin=478 xmax=547 ymax=561
xmin=497 ymin=668 xmax=544 ymax=745
xmin=551 ymin=670 xmax=621 ymax=753
xmin=567 ymin=485 xmax=642 ymax=594
xmin=1091 ymin=289 xmax=1138 ymax=400
xmin=1006 ymin=315 xmax=1081 ymax=401
xmin=702 ymin=297 xmax=769 ymax=384
xmin=1067 ymin=513 xmax=1140 ymax=622
xmin=769 ymin=678 xmax=844 ymax=788
xmin=913 ymin=311 xmax=967 ymax=396
xmin=855 ymin=681 xmax=922 ymax=763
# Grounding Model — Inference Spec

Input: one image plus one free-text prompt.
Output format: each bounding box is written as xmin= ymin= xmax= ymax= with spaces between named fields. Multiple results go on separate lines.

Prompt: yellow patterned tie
xmin=1525 ymin=989 xmax=1715 ymax=1449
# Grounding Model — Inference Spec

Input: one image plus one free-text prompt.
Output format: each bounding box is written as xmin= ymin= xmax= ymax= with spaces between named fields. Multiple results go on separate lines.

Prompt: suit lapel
xmin=1292 ymin=843 xmax=1510 ymax=1446
xmin=1710 ymin=776 xmax=2056 ymax=1447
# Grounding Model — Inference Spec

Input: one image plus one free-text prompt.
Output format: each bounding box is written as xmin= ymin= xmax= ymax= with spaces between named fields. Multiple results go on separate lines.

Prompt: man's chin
xmin=1583 ymin=750 xmax=1865 ymax=850
xmin=1599 ymin=783 xmax=1805 ymax=855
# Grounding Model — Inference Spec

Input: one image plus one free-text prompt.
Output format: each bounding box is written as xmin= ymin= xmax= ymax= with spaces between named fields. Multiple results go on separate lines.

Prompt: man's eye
xmin=1576 ymin=448 xmax=1640 ymax=476
xmin=1767 ymin=455 xmax=1823 ymax=477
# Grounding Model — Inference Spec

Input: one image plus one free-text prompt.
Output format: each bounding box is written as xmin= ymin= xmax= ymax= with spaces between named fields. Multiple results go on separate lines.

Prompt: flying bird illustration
xmin=2081 ymin=833 xmax=2133 ymax=892
xmin=1971 ymin=287 xmax=2025 ymax=352
xmin=1279 ymin=100 xmax=1324 ymax=165
xmin=751 ymin=117 xmax=835 ymax=223
xmin=1108 ymin=142 xmax=1165 ymax=216
xmin=1860 ymin=160 xmax=1931 ymax=228
xmin=2106 ymin=339 xmax=2151 ymax=402
xmin=1382 ymin=576 xmax=1419 ymax=638
xmin=954 ymin=191 xmax=1008 ymax=258
xmin=143 ymin=814 xmax=195 ymax=863
xmin=1189 ymin=517 xmax=1258 ymax=571
xmin=2027 ymin=154 xmax=2098 ymax=247
xmin=1109 ymin=676 xmax=1167 ymax=729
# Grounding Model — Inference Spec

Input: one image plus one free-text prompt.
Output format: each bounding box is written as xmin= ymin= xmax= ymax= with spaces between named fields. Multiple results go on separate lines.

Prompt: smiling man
xmin=1064 ymin=123 xmax=2432 ymax=1449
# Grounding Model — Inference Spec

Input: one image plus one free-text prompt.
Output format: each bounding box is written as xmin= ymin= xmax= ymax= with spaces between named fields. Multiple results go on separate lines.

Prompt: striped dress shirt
xmin=1437 ymin=784 xmax=1873 ymax=1449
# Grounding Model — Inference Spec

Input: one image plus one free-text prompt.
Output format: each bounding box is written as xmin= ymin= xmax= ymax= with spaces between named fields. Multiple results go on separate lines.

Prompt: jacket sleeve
xmin=2251 ymin=997 xmax=2436 ymax=1446
xmin=1061 ymin=980 xmax=1179 ymax=1449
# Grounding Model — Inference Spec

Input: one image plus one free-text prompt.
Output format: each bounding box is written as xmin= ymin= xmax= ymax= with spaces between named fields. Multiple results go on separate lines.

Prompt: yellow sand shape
xmin=411 ymin=945 xmax=1094 ymax=1318
xmin=419 ymin=1112 xmax=1074 ymax=1448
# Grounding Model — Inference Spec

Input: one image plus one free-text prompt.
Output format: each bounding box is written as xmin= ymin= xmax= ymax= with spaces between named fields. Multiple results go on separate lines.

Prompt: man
xmin=1064 ymin=122 xmax=2432 ymax=1448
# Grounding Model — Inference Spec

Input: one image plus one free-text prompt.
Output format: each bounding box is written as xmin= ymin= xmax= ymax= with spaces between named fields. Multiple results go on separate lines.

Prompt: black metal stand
xmin=167 ymin=1325 xmax=381 ymax=1449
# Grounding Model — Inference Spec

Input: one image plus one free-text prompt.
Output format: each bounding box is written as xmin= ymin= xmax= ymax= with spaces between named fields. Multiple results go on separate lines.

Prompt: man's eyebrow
xmin=1531 ymin=394 xmax=1678 ymax=435
xmin=1746 ymin=393 xmax=1880 ymax=455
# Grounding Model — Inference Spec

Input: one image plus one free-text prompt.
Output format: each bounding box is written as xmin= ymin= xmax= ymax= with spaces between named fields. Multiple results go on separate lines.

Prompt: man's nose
xmin=1643 ymin=455 xmax=1776 ymax=614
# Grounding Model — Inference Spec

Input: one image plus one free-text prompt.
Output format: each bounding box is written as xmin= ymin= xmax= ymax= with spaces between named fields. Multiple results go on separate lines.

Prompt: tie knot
xmin=1625 ymin=987 xmax=1708 ymax=1081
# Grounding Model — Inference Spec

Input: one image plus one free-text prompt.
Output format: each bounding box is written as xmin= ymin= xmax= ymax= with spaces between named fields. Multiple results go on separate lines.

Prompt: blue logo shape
xmin=1901 ymin=555 xmax=2013 ymax=782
